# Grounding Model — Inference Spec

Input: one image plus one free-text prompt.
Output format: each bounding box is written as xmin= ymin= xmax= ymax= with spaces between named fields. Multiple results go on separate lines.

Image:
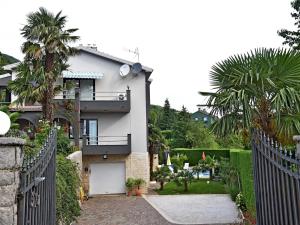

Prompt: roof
xmin=3 ymin=62 xmax=19 ymax=71
xmin=192 ymin=110 xmax=218 ymax=120
xmin=0 ymin=74 xmax=11 ymax=86
xmin=78 ymin=46 xmax=154 ymax=73
xmin=2 ymin=46 xmax=154 ymax=77
xmin=62 ymin=71 xmax=104 ymax=79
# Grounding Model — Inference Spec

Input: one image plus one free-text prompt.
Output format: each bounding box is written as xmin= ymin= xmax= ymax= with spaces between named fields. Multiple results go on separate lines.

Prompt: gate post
xmin=293 ymin=135 xmax=300 ymax=159
xmin=0 ymin=137 xmax=25 ymax=225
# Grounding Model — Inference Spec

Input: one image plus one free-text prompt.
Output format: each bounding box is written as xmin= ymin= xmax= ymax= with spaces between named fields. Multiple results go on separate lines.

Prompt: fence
xmin=251 ymin=129 xmax=300 ymax=225
xmin=17 ymin=128 xmax=57 ymax=225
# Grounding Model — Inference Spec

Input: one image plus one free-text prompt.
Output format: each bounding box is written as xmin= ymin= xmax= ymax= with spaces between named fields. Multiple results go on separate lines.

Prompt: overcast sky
xmin=0 ymin=0 xmax=295 ymax=112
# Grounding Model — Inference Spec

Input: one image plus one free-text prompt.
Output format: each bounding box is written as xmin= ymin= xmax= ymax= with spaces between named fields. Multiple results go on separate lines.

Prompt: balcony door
xmin=80 ymin=119 xmax=98 ymax=145
xmin=63 ymin=79 xmax=95 ymax=100
xmin=80 ymin=80 xmax=94 ymax=100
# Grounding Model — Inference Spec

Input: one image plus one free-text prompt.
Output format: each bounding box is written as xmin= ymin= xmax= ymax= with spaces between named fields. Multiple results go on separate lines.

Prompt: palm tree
xmin=10 ymin=7 xmax=79 ymax=122
xmin=200 ymin=48 xmax=300 ymax=144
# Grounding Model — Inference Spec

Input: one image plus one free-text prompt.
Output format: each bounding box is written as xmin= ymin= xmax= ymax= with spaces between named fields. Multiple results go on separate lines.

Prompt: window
xmin=203 ymin=117 xmax=208 ymax=123
xmin=0 ymin=87 xmax=11 ymax=103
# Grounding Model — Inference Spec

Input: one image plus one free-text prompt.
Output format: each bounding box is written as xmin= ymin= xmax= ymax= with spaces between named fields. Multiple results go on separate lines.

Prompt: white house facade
xmin=0 ymin=46 xmax=154 ymax=195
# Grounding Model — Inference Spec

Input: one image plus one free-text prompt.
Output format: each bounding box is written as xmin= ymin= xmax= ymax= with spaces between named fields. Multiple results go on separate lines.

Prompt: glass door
xmin=88 ymin=120 xmax=98 ymax=145
xmin=80 ymin=80 xmax=94 ymax=100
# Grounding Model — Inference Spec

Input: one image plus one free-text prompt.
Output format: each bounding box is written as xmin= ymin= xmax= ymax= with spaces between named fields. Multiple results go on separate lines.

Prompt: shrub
xmin=134 ymin=178 xmax=146 ymax=189
xmin=228 ymin=186 xmax=240 ymax=201
xmin=173 ymin=169 xmax=194 ymax=192
xmin=170 ymin=154 xmax=188 ymax=172
xmin=236 ymin=192 xmax=247 ymax=212
xmin=153 ymin=166 xmax=171 ymax=190
xmin=56 ymin=128 xmax=76 ymax=156
xmin=56 ymin=154 xmax=80 ymax=225
xmin=192 ymin=163 xmax=205 ymax=180
xmin=125 ymin=178 xmax=135 ymax=191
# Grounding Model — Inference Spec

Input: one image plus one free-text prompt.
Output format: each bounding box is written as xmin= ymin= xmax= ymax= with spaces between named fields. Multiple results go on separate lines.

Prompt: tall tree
xmin=278 ymin=0 xmax=300 ymax=50
xmin=178 ymin=105 xmax=191 ymax=122
xmin=9 ymin=7 xmax=79 ymax=122
xmin=159 ymin=98 xmax=174 ymax=130
xmin=200 ymin=48 xmax=300 ymax=144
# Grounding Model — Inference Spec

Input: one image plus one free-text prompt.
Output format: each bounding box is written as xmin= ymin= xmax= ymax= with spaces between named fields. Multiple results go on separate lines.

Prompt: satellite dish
xmin=0 ymin=111 xmax=11 ymax=135
xmin=120 ymin=64 xmax=130 ymax=77
xmin=132 ymin=63 xmax=142 ymax=74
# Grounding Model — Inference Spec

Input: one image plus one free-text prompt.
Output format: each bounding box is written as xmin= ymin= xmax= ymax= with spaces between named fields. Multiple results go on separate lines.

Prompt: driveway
xmin=74 ymin=195 xmax=173 ymax=225
xmin=144 ymin=194 xmax=242 ymax=225
xmin=75 ymin=195 xmax=242 ymax=225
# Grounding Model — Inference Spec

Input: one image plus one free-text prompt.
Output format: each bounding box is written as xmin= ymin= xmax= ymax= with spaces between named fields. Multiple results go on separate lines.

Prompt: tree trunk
xmin=44 ymin=52 xmax=55 ymax=123
xmin=45 ymin=80 xmax=54 ymax=122
xmin=184 ymin=181 xmax=188 ymax=192
xmin=150 ymin=150 xmax=154 ymax=180
xmin=160 ymin=181 xmax=164 ymax=190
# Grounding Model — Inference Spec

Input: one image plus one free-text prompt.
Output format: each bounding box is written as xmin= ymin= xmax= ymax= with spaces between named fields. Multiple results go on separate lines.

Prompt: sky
xmin=0 ymin=0 xmax=295 ymax=112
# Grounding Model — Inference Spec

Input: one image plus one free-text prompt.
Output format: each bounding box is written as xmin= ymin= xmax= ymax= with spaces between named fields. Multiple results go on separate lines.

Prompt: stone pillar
xmin=0 ymin=137 xmax=25 ymax=225
xmin=293 ymin=136 xmax=300 ymax=159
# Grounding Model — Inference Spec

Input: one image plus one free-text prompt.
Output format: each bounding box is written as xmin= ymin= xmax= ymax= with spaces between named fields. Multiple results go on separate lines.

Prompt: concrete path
xmin=144 ymin=194 xmax=242 ymax=225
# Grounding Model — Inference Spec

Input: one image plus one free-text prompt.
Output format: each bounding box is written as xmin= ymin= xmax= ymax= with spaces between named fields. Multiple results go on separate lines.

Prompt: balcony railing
xmin=55 ymin=91 xmax=128 ymax=101
xmin=82 ymin=134 xmax=131 ymax=155
xmin=54 ymin=89 xmax=131 ymax=113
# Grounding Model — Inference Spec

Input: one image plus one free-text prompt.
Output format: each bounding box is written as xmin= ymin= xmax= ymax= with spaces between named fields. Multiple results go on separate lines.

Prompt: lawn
xmin=156 ymin=180 xmax=227 ymax=195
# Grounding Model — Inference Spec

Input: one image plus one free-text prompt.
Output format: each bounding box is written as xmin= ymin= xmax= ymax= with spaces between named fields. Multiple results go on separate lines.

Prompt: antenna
xmin=123 ymin=47 xmax=140 ymax=61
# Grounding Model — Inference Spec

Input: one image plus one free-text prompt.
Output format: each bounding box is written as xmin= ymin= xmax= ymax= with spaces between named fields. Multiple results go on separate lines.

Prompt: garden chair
xmin=183 ymin=163 xmax=189 ymax=170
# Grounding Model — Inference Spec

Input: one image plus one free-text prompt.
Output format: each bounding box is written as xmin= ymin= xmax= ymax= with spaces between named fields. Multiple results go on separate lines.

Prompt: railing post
xmin=293 ymin=136 xmax=300 ymax=159
xmin=127 ymin=134 xmax=131 ymax=153
xmin=126 ymin=89 xmax=131 ymax=102
xmin=83 ymin=135 xmax=87 ymax=148
xmin=74 ymin=87 xmax=80 ymax=148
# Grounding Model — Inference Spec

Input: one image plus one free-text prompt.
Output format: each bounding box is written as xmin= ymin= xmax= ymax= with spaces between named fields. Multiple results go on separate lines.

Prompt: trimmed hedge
xmin=171 ymin=148 xmax=230 ymax=166
xmin=230 ymin=150 xmax=255 ymax=213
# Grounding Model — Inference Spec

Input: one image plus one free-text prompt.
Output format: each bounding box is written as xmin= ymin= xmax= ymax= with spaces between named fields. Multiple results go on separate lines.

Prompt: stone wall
xmin=82 ymin=152 xmax=150 ymax=194
xmin=0 ymin=137 xmax=25 ymax=225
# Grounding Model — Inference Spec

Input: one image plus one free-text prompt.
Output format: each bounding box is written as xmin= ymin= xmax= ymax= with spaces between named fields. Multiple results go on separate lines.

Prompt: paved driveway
xmin=74 ymin=195 xmax=173 ymax=225
xmin=75 ymin=194 xmax=242 ymax=225
xmin=144 ymin=194 xmax=242 ymax=225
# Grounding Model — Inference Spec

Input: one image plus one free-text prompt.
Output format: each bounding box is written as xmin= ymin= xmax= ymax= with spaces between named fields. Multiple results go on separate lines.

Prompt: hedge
xmin=230 ymin=150 xmax=256 ymax=213
xmin=171 ymin=148 xmax=230 ymax=166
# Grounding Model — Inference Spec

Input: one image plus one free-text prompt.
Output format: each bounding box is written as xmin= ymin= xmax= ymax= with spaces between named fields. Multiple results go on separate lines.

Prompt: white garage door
xmin=89 ymin=162 xmax=126 ymax=195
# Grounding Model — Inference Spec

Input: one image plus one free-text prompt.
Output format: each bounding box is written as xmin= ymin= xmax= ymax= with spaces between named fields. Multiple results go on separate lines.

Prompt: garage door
xmin=89 ymin=162 xmax=126 ymax=195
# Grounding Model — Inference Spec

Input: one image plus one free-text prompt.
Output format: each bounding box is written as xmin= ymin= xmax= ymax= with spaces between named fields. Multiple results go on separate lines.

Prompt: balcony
xmin=55 ymin=89 xmax=131 ymax=113
xmin=82 ymin=134 xmax=131 ymax=155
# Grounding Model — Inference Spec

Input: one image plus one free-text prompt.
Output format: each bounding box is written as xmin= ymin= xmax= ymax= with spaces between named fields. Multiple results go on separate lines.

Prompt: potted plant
xmin=134 ymin=178 xmax=146 ymax=196
xmin=125 ymin=178 xmax=135 ymax=196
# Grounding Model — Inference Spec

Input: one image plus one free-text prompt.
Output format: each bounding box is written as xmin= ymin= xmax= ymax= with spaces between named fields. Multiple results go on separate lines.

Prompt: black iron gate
xmin=252 ymin=129 xmax=300 ymax=225
xmin=18 ymin=128 xmax=57 ymax=225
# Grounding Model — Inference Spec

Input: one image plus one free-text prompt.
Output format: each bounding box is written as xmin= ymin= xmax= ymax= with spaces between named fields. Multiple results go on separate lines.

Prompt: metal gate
xmin=252 ymin=129 xmax=300 ymax=225
xmin=18 ymin=128 xmax=57 ymax=225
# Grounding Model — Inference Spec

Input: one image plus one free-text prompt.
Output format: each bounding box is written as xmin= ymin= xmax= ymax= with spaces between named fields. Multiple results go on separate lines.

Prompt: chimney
xmin=86 ymin=44 xmax=97 ymax=51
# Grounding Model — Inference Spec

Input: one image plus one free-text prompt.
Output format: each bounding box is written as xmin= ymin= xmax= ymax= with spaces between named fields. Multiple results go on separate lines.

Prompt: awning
xmin=62 ymin=71 xmax=104 ymax=79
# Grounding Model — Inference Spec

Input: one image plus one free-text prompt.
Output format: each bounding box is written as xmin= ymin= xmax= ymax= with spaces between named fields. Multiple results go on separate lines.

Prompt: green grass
xmin=156 ymin=180 xmax=227 ymax=195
